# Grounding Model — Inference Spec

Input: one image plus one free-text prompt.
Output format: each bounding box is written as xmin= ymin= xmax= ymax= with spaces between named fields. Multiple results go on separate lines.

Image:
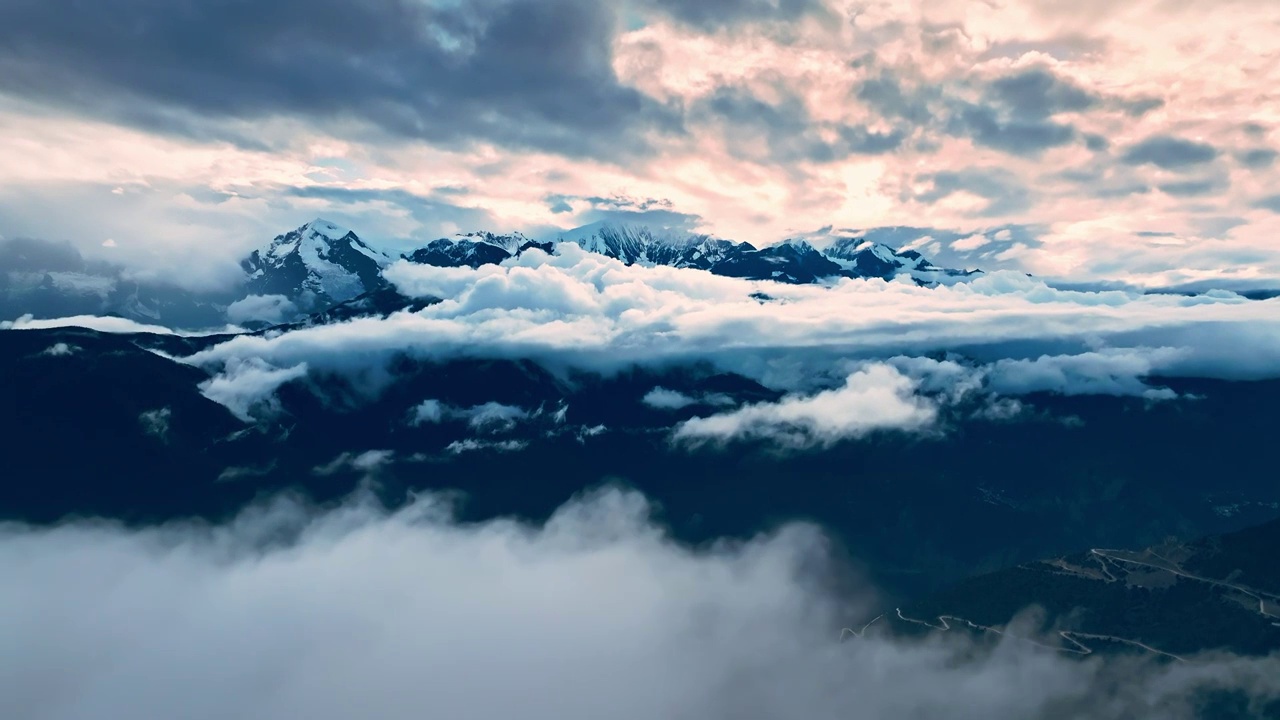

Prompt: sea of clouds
xmin=3 ymin=486 xmax=1278 ymax=720
xmin=145 ymin=244 xmax=1280 ymax=438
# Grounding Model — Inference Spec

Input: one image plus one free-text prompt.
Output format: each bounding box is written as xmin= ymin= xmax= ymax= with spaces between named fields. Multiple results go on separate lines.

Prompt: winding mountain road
xmin=1090 ymin=548 xmax=1280 ymax=618
xmin=885 ymin=608 xmax=1186 ymax=661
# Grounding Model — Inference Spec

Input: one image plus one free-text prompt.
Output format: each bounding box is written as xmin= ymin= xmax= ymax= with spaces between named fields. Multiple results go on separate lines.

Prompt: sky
xmin=1 ymin=0 xmax=1279 ymax=289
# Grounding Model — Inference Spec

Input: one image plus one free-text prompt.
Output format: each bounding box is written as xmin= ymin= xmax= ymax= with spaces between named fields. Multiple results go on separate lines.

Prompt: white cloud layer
xmin=137 ymin=407 xmax=172 ymax=441
xmin=674 ymin=364 xmax=936 ymax=448
xmin=987 ymin=349 xmax=1186 ymax=400
xmin=197 ymin=357 xmax=309 ymax=421
xmin=2 ymin=488 xmax=1278 ymax=720
xmin=312 ymin=450 xmax=395 ymax=476
xmin=642 ymin=386 xmax=698 ymax=410
xmin=227 ymin=294 xmax=299 ymax=325
xmin=642 ymin=387 xmax=735 ymax=410
xmin=2 ymin=313 xmax=176 ymax=335
xmin=409 ymin=399 xmax=539 ymax=433
xmin=39 ymin=342 xmax=78 ymax=357
xmin=182 ymin=248 xmax=1280 ymax=423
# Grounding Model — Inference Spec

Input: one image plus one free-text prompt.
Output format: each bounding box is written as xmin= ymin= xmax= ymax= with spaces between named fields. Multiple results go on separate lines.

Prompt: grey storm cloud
xmin=950 ymin=104 xmax=1078 ymax=155
xmin=0 ymin=236 xmax=139 ymax=321
xmin=645 ymin=0 xmax=828 ymax=29
xmin=1121 ymin=135 xmax=1220 ymax=170
xmin=0 ymin=0 xmax=680 ymax=158
xmin=1084 ymin=134 xmax=1111 ymax=151
xmin=949 ymin=67 xmax=1104 ymax=155
xmin=912 ymin=168 xmax=1032 ymax=217
xmin=0 ymin=236 xmax=107 ymax=275
xmin=1190 ymin=216 xmax=1248 ymax=239
xmin=695 ymin=86 xmax=906 ymax=164
xmin=1239 ymin=148 xmax=1278 ymax=169
xmin=856 ymin=65 xmax=1163 ymax=158
xmin=1255 ymin=194 xmax=1280 ymax=213
xmin=854 ymin=72 xmax=940 ymax=126
xmin=955 ymin=67 xmax=1163 ymax=156
xmin=1156 ymin=179 xmax=1228 ymax=198
xmin=985 ymin=67 xmax=1098 ymax=118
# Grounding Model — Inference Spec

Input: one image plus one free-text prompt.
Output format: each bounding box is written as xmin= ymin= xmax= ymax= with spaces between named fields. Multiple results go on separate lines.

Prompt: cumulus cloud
xmin=409 ymin=399 xmax=534 ymax=433
xmin=138 ymin=407 xmax=173 ymax=441
xmin=410 ymin=399 xmax=448 ymax=425
xmin=197 ymin=357 xmax=309 ymax=422
xmin=39 ymin=342 xmax=77 ymax=357
xmin=643 ymin=387 xmax=699 ymax=410
xmin=312 ymin=450 xmax=395 ymax=476
xmin=227 ymin=294 xmax=300 ymax=325
xmin=2 ymin=487 xmax=1278 ymax=720
xmin=986 ymin=349 xmax=1184 ymax=400
xmin=216 ymin=462 xmax=278 ymax=483
xmin=974 ymin=396 xmax=1025 ymax=421
xmin=887 ymin=350 xmax=1185 ymax=402
xmin=951 ymin=233 xmax=992 ymax=252
xmin=1120 ymin=136 xmax=1220 ymax=170
xmin=462 ymin=402 xmax=531 ymax=433
xmin=673 ymin=364 xmax=937 ymax=449
xmin=444 ymin=438 xmax=528 ymax=455
xmin=642 ymin=387 xmax=735 ymax=410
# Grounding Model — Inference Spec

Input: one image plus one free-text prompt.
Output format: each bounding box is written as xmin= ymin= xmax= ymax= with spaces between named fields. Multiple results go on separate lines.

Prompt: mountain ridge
xmin=4 ymin=218 xmax=980 ymax=330
xmin=224 ymin=217 xmax=981 ymax=327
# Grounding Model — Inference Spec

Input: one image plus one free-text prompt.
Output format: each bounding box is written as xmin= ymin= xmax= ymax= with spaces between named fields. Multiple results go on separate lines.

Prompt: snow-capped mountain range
xmin=406 ymin=221 xmax=973 ymax=280
xmin=555 ymin=221 xmax=746 ymax=270
xmin=1 ymin=218 xmax=979 ymax=329
xmin=240 ymin=218 xmax=979 ymax=317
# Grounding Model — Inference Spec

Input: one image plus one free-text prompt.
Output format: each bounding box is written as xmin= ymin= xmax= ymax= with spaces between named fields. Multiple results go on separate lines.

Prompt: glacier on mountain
xmin=240 ymin=219 xmax=390 ymax=308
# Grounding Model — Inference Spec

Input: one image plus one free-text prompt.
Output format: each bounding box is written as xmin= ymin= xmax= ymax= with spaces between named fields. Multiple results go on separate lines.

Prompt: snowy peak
xmin=713 ymin=238 xmax=843 ymax=284
xmin=823 ymin=236 xmax=874 ymax=259
xmin=561 ymin=223 xmax=648 ymax=263
xmin=403 ymin=231 xmax=551 ymax=268
xmin=405 ymin=237 xmax=511 ymax=269
xmin=455 ymin=231 xmax=533 ymax=255
xmin=245 ymin=218 xmax=979 ymax=317
xmin=815 ymin=235 xmax=976 ymax=283
xmin=822 ymin=237 xmax=903 ymax=279
xmin=673 ymin=237 xmax=746 ymax=271
xmin=297 ymin=218 xmax=355 ymax=244
xmin=262 ymin=219 xmax=375 ymax=261
xmin=241 ymin=219 xmax=389 ymax=308
xmin=545 ymin=222 xmax=973 ymax=283
xmin=555 ymin=221 xmax=751 ymax=272
xmin=775 ymin=238 xmax=825 ymax=257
